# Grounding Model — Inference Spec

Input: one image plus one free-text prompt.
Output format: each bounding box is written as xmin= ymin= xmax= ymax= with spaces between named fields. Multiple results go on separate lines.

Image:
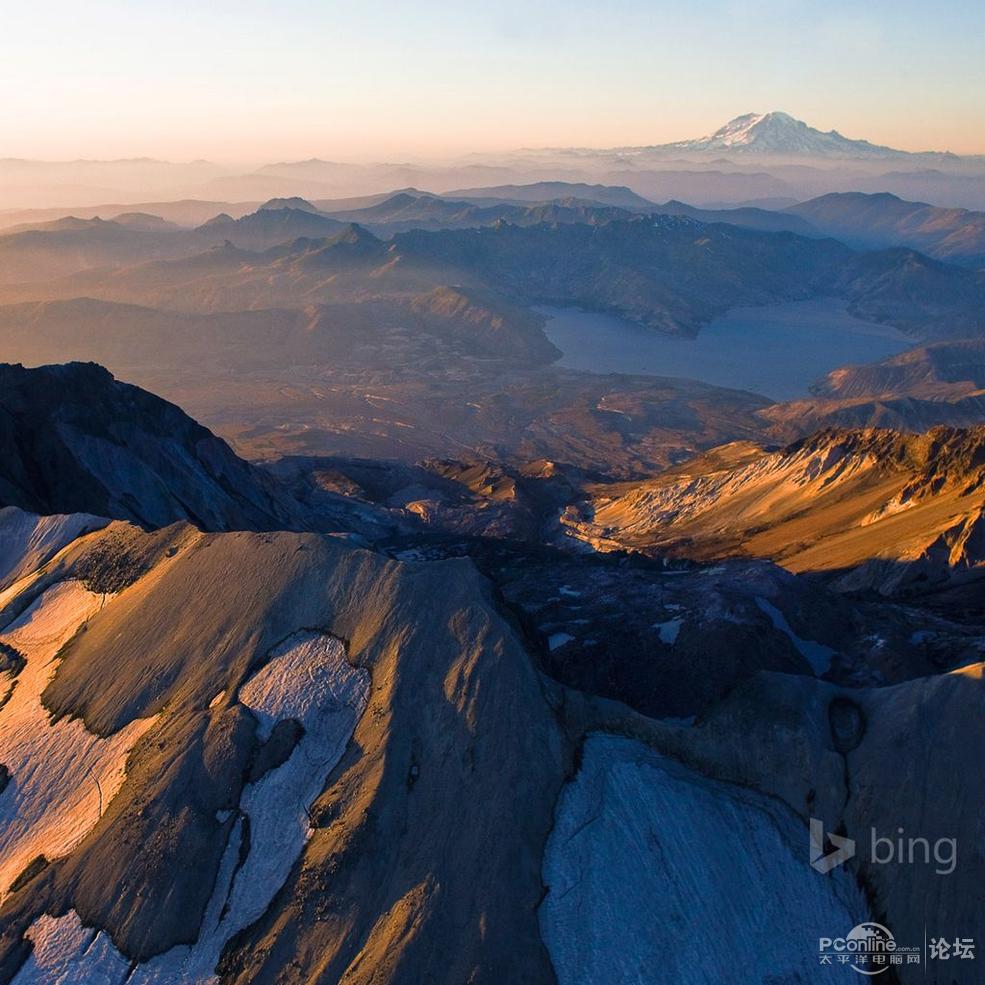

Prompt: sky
xmin=1 ymin=0 xmax=983 ymax=162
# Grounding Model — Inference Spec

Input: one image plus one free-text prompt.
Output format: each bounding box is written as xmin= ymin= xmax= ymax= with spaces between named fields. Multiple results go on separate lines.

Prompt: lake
xmin=540 ymin=299 xmax=913 ymax=401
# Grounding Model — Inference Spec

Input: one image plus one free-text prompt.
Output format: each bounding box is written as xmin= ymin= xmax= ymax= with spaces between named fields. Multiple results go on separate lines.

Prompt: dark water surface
xmin=541 ymin=299 xmax=912 ymax=400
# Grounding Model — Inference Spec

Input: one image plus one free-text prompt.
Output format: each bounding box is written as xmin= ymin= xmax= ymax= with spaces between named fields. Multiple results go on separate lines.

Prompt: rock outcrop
xmin=0 ymin=362 xmax=301 ymax=531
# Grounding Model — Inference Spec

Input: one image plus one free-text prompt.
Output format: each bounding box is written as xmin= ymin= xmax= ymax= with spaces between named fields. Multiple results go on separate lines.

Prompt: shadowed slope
xmin=0 ymin=362 xmax=300 ymax=531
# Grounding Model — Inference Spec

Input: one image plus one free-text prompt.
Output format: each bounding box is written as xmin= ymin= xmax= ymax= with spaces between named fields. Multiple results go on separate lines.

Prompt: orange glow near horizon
xmin=0 ymin=2 xmax=982 ymax=164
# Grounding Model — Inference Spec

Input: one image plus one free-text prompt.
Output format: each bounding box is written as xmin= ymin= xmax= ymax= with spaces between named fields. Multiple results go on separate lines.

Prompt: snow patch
xmin=239 ymin=631 xmax=363 ymax=740
xmin=755 ymin=597 xmax=836 ymax=675
xmin=540 ymin=734 xmax=868 ymax=985
xmin=0 ymin=581 xmax=158 ymax=902
xmin=13 ymin=630 xmax=369 ymax=985
xmin=547 ymin=633 xmax=575 ymax=652
xmin=15 ymin=911 xmax=132 ymax=985
xmin=653 ymin=618 xmax=682 ymax=645
xmin=0 ymin=508 xmax=106 ymax=599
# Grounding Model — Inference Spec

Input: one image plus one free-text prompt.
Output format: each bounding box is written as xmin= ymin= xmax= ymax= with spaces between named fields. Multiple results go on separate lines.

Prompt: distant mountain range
xmin=195 ymin=205 xmax=346 ymax=250
xmin=4 ymin=195 xmax=985 ymax=345
xmin=2 ymin=113 xmax=983 ymax=215
xmin=439 ymin=182 xmax=654 ymax=210
xmin=4 ymin=181 xmax=985 ymax=459
xmin=657 ymin=191 xmax=985 ymax=266
xmin=8 ymin=182 xmax=985 ymax=268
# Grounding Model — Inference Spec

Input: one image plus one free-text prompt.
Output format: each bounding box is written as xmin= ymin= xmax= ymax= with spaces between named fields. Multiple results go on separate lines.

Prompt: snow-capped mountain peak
xmin=709 ymin=111 xmax=801 ymax=147
xmin=667 ymin=111 xmax=905 ymax=159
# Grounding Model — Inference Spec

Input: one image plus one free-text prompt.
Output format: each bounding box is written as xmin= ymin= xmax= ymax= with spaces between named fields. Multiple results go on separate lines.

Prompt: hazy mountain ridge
xmin=4 ymin=113 xmax=983 ymax=216
xmin=652 ymin=199 xmax=817 ymax=235
xmin=439 ymin=181 xmax=655 ymax=209
xmin=0 ymin=217 xmax=192 ymax=283
xmin=192 ymin=206 xmax=346 ymax=250
xmin=395 ymin=218 xmax=985 ymax=339
xmin=321 ymin=191 xmax=637 ymax=236
xmin=786 ymin=191 xmax=985 ymax=265
xmin=656 ymin=189 xmax=985 ymax=266
xmin=4 ymin=186 xmax=985 ymax=340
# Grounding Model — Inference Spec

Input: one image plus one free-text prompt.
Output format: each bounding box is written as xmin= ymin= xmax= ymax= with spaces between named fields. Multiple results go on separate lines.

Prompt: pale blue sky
xmin=1 ymin=0 xmax=982 ymax=160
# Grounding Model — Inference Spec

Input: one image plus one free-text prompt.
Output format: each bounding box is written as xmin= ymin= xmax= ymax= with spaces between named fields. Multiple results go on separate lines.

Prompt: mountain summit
xmin=664 ymin=111 xmax=933 ymax=159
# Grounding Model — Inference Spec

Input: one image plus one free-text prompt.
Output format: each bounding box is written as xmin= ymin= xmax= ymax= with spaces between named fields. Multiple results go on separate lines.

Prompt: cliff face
xmin=0 ymin=362 xmax=301 ymax=531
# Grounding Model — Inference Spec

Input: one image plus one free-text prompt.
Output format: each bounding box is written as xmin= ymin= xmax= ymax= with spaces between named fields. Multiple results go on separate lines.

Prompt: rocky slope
xmin=0 ymin=362 xmax=300 ymax=531
xmin=760 ymin=338 xmax=985 ymax=437
xmin=563 ymin=426 xmax=985 ymax=594
xmin=764 ymin=388 xmax=985 ymax=440
xmin=811 ymin=338 xmax=985 ymax=402
xmin=541 ymin=734 xmax=868 ymax=983
xmin=0 ymin=513 xmax=569 ymax=984
xmin=0 ymin=370 xmax=981 ymax=983
xmin=0 ymin=510 xmax=979 ymax=985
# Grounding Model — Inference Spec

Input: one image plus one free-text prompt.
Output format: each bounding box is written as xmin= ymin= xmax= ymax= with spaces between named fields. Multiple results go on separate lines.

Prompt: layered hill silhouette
xmin=396 ymin=218 xmax=985 ymax=338
xmin=786 ymin=191 xmax=985 ymax=265
xmin=26 ymin=214 xmax=974 ymax=342
xmin=4 ymin=193 xmax=985 ymax=343
xmin=652 ymin=190 xmax=985 ymax=266
xmin=193 ymin=206 xmax=346 ymax=250
xmin=321 ymin=191 xmax=636 ymax=236
xmin=0 ymin=217 xmax=192 ymax=283
xmin=440 ymin=181 xmax=655 ymax=209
